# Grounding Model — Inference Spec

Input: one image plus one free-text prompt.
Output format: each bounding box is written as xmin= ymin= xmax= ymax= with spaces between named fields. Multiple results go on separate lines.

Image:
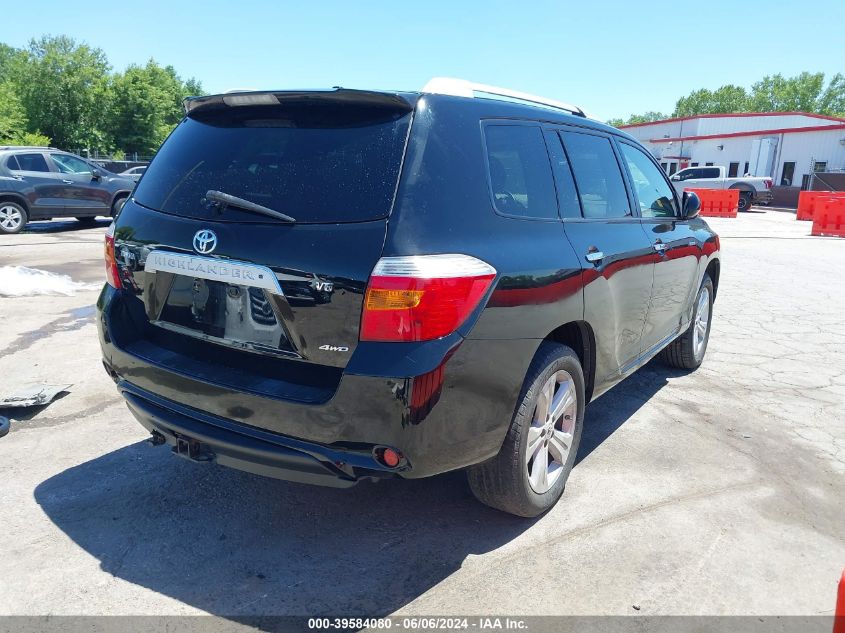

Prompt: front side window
xmin=619 ymin=143 xmax=678 ymax=219
xmin=560 ymin=132 xmax=630 ymax=219
xmin=51 ymin=154 xmax=93 ymax=174
xmin=484 ymin=124 xmax=558 ymax=219
xmin=11 ymin=153 xmax=49 ymax=172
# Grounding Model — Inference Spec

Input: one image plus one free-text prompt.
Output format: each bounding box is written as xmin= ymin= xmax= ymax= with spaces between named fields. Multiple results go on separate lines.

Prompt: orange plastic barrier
xmin=834 ymin=569 xmax=845 ymax=633
xmin=684 ymin=188 xmax=739 ymax=218
xmin=797 ymin=191 xmax=844 ymax=221
xmin=812 ymin=196 xmax=845 ymax=238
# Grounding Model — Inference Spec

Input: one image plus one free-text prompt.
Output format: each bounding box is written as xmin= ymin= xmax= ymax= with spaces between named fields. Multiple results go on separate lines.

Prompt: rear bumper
xmin=98 ymin=285 xmax=537 ymax=484
xmin=121 ymin=382 xmax=397 ymax=487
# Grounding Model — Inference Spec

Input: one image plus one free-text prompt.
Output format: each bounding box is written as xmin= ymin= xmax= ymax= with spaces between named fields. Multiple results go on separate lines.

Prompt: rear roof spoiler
xmin=183 ymin=89 xmax=416 ymax=116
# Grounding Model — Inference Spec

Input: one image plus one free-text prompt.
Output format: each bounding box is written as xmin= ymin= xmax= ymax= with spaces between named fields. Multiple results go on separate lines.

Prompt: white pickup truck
xmin=669 ymin=166 xmax=773 ymax=211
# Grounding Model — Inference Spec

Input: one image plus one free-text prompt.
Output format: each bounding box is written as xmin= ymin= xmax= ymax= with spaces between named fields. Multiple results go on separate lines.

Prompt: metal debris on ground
xmin=0 ymin=384 xmax=72 ymax=408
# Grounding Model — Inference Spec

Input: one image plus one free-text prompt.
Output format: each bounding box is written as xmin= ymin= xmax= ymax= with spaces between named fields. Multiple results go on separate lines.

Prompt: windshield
xmin=133 ymin=105 xmax=412 ymax=223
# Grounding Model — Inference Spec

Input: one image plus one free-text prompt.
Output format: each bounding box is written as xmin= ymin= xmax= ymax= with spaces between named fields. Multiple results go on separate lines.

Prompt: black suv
xmin=97 ymin=80 xmax=720 ymax=517
xmin=0 ymin=147 xmax=135 ymax=234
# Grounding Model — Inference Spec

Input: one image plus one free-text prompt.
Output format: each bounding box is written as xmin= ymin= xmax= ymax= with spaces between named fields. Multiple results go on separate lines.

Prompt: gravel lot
xmin=0 ymin=211 xmax=843 ymax=619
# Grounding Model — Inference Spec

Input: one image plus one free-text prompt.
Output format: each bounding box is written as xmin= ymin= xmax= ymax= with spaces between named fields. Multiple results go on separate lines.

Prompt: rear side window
xmin=11 ymin=153 xmax=49 ymax=172
xmin=133 ymin=105 xmax=411 ymax=223
xmin=560 ymin=132 xmax=630 ymax=218
xmin=544 ymin=131 xmax=581 ymax=218
xmin=483 ymin=124 xmax=558 ymax=219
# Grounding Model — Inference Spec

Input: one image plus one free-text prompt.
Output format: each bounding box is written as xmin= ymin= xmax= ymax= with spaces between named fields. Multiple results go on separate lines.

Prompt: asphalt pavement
xmin=0 ymin=211 xmax=843 ymax=619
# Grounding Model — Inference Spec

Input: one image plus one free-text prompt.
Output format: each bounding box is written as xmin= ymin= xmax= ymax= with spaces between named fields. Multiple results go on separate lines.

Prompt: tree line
xmin=607 ymin=71 xmax=845 ymax=127
xmin=0 ymin=35 xmax=205 ymax=156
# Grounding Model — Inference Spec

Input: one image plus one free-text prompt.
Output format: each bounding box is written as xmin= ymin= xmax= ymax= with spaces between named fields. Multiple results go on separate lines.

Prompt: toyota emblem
xmin=193 ymin=229 xmax=217 ymax=254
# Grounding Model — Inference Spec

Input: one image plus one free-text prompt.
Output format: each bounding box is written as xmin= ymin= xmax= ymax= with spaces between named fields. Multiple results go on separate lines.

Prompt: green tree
xmin=607 ymin=71 xmax=845 ymax=126
xmin=0 ymin=81 xmax=26 ymax=141
xmin=108 ymin=60 xmax=204 ymax=154
xmin=818 ymin=73 xmax=845 ymax=116
xmin=0 ymin=43 xmax=21 ymax=81
xmin=13 ymin=35 xmax=111 ymax=151
xmin=0 ymin=81 xmax=51 ymax=146
xmin=607 ymin=111 xmax=668 ymax=127
xmin=674 ymin=84 xmax=748 ymax=116
xmin=748 ymin=72 xmax=826 ymax=112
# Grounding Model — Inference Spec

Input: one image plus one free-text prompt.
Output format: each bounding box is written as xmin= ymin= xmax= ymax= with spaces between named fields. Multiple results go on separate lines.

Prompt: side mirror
xmin=670 ymin=174 xmax=680 ymax=181
xmin=91 ymin=169 xmax=103 ymax=181
xmin=682 ymin=191 xmax=701 ymax=219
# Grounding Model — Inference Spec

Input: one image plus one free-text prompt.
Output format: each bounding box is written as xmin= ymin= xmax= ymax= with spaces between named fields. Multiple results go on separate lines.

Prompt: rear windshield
xmin=133 ymin=105 xmax=412 ymax=223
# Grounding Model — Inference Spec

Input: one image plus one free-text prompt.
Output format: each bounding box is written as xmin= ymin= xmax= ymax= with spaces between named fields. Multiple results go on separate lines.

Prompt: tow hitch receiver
xmin=173 ymin=436 xmax=214 ymax=462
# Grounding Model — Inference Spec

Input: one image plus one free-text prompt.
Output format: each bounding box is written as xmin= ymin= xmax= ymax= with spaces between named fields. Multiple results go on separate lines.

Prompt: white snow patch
xmin=0 ymin=266 xmax=101 ymax=297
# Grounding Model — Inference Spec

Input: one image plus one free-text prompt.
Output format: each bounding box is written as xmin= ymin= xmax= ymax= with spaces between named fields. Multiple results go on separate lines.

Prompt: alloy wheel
xmin=526 ymin=370 xmax=577 ymax=494
xmin=693 ymin=285 xmax=711 ymax=360
xmin=0 ymin=205 xmax=23 ymax=232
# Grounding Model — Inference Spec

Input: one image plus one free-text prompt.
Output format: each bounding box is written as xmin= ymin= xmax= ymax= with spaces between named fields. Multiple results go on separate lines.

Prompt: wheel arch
xmin=0 ymin=192 xmax=30 ymax=211
xmin=728 ymin=183 xmax=755 ymax=193
xmin=543 ymin=320 xmax=596 ymax=402
xmin=705 ymin=257 xmax=720 ymax=300
xmin=111 ymin=190 xmax=131 ymax=206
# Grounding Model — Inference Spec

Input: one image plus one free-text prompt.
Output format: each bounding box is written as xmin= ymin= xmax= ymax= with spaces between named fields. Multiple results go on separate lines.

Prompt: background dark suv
xmin=0 ymin=146 xmax=135 ymax=233
xmin=97 ymin=80 xmax=720 ymax=517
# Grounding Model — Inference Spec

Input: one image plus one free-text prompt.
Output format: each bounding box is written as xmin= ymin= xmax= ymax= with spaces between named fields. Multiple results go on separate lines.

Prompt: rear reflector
xmin=360 ymin=255 xmax=496 ymax=342
xmin=380 ymin=448 xmax=401 ymax=468
xmin=104 ymin=223 xmax=121 ymax=288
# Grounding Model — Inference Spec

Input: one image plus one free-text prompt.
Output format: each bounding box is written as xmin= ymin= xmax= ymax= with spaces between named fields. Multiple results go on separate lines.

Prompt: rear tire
xmin=111 ymin=195 xmax=128 ymax=217
xmin=0 ymin=201 xmax=27 ymax=234
xmin=467 ymin=342 xmax=585 ymax=517
xmin=737 ymin=192 xmax=753 ymax=211
xmin=659 ymin=275 xmax=714 ymax=370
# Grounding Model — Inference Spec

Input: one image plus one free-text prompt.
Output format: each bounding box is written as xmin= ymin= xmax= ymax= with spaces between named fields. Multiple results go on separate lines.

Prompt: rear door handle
xmin=585 ymin=249 xmax=604 ymax=264
xmin=653 ymin=242 xmax=668 ymax=252
xmin=61 ymin=179 xmax=74 ymax=184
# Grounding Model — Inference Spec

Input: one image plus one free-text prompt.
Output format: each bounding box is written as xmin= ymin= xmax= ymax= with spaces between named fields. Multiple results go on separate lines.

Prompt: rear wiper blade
xmin=204 ymin=190 xmax=296 ymax=223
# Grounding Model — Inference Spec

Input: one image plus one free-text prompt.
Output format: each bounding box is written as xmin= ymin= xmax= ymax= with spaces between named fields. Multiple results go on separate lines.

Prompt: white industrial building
xmin=620 ymin=112 xmax=845 ymax=191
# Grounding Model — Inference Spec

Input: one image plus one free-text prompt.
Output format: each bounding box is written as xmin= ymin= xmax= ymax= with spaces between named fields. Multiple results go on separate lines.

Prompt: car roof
xmin=183 ymin=87 xmax=633 ymax=144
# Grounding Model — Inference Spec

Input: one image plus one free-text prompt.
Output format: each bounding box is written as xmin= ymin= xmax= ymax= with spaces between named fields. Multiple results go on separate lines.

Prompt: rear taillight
xmin=764 ymin=179 xmax=772 ymax=189
xmin=360 ymin=254 xmax=496 ymax=342
xmin=104 ymin=224 xmax=121 ymax=288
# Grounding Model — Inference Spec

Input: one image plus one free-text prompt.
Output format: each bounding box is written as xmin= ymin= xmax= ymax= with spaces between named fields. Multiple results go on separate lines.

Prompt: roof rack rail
xmin=0 ymin=145 xmax=56 ymax=151
xmin=422 ymin=77 xmax=586 ymax=118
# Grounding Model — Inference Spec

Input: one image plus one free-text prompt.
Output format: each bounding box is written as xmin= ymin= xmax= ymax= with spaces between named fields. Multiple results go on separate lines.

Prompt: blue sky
xmin=3 ymin=0 xmax=844 ymax=121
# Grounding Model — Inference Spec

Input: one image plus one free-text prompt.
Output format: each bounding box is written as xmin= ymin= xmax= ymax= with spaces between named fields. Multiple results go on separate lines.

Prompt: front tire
xmin=467 ymin=342 xmax=585 ymax=517
xmin=0 ymin=201 xmax=28 ymax=234
xmin=659 ymin=275 xmax=714 ymax=370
